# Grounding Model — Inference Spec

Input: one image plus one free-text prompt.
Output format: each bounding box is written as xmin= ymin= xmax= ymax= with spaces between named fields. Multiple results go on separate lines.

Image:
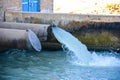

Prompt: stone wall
xmin=0 ymin=0 xmax=21 ymax=11
xmin=0 ymin=0 xmax=53 ymax=12
xmin=0 ymin=0 xmax=21 ymax=21
xmin=0 ymin=0 xmax=5 ymax=21
xmin=0 ymin=0 xmax=54 ymax=21
xmin=5 ymin=11 xmax=120 ymax=24
xmin=0 ymin=0 xmax=54 ymax=12
xmin=40 ymin=0 xmax=53 ymax=13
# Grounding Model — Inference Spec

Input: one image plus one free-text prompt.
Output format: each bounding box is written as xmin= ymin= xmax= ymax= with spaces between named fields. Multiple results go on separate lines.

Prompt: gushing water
xmin=52 ymin=26 xmax=92 ymax=64
xmin=52 ymin=26 xmax=120 ymax=67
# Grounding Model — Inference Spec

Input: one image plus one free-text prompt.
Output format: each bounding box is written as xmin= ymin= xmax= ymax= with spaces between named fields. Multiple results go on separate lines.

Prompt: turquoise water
xmin=0 ymin=49 xmax=120 ymax=80
xmin=52 ymin=26 xmax=120 ymax=67
xmin=52 ymin=26 xmax=92 ymax=64
xmin=0 ymin=26 xmax=120 ymax=80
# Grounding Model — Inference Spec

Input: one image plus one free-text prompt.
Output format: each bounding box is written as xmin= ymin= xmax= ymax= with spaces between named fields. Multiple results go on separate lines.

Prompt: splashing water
xmin=52 ymin=26 xmax=92 ymax=64
xmin=52 ymin=26 xmax=120 ymax=67
xmin=72 ymin=51 xmax=120 ymax=67
xmin=89 ymin=52 xmax=120 ymax=67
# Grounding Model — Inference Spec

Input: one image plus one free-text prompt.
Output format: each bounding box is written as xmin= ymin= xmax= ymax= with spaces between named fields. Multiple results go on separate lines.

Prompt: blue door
xmin=22 ymin=0 xmax=29 ymax=11
xmin=22 ymin=0 xmax=39 ymax=12
xmin=29 ymin=0 xmax=39 ymax=12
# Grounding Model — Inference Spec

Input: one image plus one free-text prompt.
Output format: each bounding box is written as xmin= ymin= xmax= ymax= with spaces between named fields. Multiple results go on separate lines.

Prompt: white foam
xmin=52 ymin=26 xmax=92 ymax=64
xmin=52 ymin=26 xmax=120 ymax=67
xmin=73 ymin=52 xmax=120 ymax=67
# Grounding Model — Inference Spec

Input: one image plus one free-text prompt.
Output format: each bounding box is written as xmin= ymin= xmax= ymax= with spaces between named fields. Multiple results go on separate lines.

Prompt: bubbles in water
xmin=89 ymin=52 xmax=120 ymax=67
xmin=52 ymin=26 xmax=120 ymax=67
xmin=62 ymin=44 xmax=84 ymax=65
xmin=61 ymin=41 xmax=120 ymax=67
xmin=67 ymin=51 xmax=120 ymax=67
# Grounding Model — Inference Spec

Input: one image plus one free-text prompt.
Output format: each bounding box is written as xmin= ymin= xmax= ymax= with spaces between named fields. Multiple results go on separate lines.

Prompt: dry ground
xmin=54 ymin=0 xmax=120 ymax=15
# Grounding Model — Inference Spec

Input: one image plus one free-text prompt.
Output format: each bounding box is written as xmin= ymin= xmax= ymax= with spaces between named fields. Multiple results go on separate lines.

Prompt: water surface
xmin=0 ymin=50 xmax=120 ymax=80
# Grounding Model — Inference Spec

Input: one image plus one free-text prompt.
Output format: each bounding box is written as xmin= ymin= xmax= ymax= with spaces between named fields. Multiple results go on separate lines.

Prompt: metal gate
xmin=22 ymin=0 xmax=39 ymax=12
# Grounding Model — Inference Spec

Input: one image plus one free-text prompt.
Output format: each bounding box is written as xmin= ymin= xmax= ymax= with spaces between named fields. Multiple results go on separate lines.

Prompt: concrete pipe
xmin=0 ymin=28 xmax=41 ymax=51
xmin=0 ymin=22 xmax=51 ymax=41
xmin=0 ymin=22 xmax=61 ymax=50
xmin=1 ymin=22 xmax=119 ymax=52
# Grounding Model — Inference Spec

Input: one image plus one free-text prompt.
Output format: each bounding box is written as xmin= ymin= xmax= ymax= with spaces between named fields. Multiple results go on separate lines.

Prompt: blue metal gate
xmin=22 ymin=0 xmax=39 ymax=12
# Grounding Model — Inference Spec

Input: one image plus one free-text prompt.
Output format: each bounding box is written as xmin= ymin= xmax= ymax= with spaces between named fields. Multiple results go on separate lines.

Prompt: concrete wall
xmin=5 ymin=11 xmax=120 ymax=24
xmin=0 ymin=0 xmax=53 ymax=12
xmin=40 ymin=0 xmax=53 ymax=13
xmin=4 ymin=11 xmax=120 ymax=52
xmin=0 ymin=0 xmax=21 ymax=11
xmin=0 ymin=0 xmax=53 ymax=21
xmin=0 ymin=0 xmax=4 ymax=21
xmin=0 ymin=0 xmax=21 ymax=21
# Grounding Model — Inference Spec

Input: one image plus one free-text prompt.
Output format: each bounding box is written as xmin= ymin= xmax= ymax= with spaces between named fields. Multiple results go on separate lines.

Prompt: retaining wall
xmin=4 ymin=11 xmax=120 ymax=52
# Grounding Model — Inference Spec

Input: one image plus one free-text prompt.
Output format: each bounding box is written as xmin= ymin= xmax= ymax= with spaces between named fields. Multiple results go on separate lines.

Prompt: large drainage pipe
xmin=0 ymin=22 xmax=51 ymax=41
xmin=0 ymin=28 xmax=41 ymax=51
xmin=0 ymin=22 xmax=55 ymax=50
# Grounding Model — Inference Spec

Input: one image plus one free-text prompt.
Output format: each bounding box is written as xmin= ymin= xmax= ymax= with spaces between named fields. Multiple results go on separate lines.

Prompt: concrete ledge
xmin=5 ymin=11 xmax=120 ymax=24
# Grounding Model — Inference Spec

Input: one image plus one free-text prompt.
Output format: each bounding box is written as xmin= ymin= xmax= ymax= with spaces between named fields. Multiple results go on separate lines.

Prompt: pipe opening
xmin=27 ymin=29 xmax=42 ymax=52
